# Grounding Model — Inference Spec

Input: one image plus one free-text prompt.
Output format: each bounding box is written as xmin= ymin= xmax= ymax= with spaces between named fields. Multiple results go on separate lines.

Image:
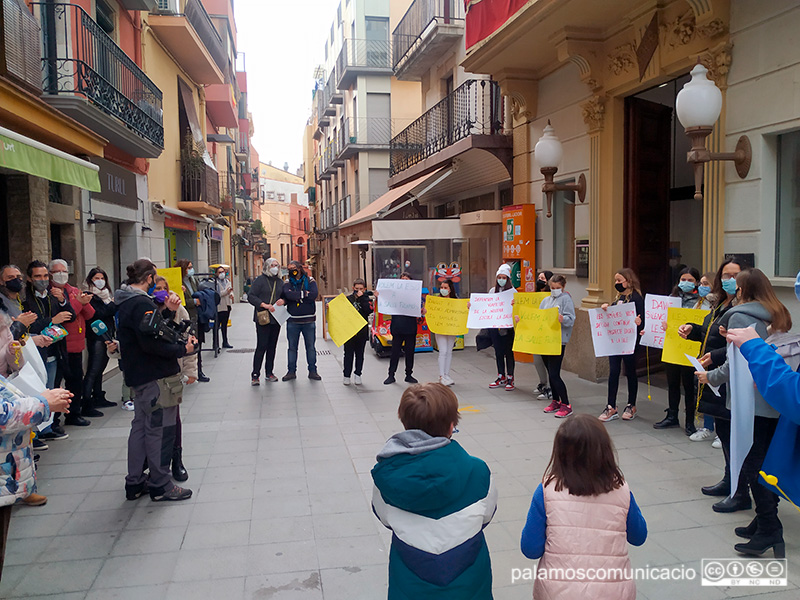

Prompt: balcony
xmin=35 ymin=3 xmax=164 ymax=157
xmin=316 ymin=88 xmax=330 ymax=128
xmin=393 ymin=0 xmax=464 ymax=81
xmin=235 ymin=130 xmax=248 ymax=161
xmin=389 ymin=79 xmax=510 ymax=183
xmin=206 ymin=80 xmax=237 ymax=128
xmin=338 ymin=117 xmax=392 ymax=161
xmin=180 ymin=161 xmax=220 ymax=215
xmin=1 ymin=0 xmax=43 ymax=95
xmin=148 ymin=0 xmax=225 ymax=85
xmin=336 ymin=38 xmax=392 ymax=90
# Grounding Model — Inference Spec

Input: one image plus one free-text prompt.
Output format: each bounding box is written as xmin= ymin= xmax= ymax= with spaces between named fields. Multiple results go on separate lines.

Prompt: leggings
xmin=436 ymin=334 xmax=456 ymax=378
xmin=491 ymin=329 xmax=515 ymax=377
xmin=534 ymin=355 xmax=548 ymax=386
xmin=608 ymin=351 xmax=638 ymax=408
xmin=389 ymin=333 xmax=416 ymax=377
xmin=542 ymin=345 xmax=568 ymax=405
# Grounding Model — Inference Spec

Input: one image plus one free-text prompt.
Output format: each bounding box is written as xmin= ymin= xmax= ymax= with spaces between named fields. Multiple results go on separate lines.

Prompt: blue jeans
xmin=286 ymin=321 xmax=317 ymax=374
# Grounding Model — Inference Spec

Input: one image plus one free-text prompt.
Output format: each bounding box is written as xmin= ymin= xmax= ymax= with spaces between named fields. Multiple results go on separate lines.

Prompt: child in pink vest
xmin=521 ymin=414 xmax=647 ymax=599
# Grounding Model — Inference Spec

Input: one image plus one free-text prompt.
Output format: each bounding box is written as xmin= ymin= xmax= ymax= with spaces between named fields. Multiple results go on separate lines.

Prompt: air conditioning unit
xmin=155 ymin=0 xmax=179 ymax=14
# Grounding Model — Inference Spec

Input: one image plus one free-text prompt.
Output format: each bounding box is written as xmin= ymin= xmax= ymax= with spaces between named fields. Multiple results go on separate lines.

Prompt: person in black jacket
xmin=82 ymin=268 xmax=117 ymax=409
xmin=248 ymin=257 xmax=285 ymax=385
xmin=282 ymin=260 xmax=320 ymax=381
xmin=381 ymin=272 xmax=420 ymax=385
xmin=115 ymin=259 xmax=196 ymax=502
xmin=343 ymin=278 xmax=373 ymax=386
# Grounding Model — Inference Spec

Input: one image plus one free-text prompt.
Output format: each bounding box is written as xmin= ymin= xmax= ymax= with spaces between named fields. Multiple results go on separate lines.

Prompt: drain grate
xmin=317 ymin=349 xmax=332 ymax=356
xmin=226 ymin=348 xmax=255 ymax=353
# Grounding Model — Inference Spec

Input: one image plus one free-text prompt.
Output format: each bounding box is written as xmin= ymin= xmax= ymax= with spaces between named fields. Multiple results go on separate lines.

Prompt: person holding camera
xmin=115 ymin=259 xmax=196 ymax=502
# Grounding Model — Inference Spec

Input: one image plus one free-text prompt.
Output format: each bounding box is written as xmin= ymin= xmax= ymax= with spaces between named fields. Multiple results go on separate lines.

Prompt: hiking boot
xmin=282 ymin=372 xmax=297 ymax=381
xmin=151 ymin=484 xmax=192 ymax=502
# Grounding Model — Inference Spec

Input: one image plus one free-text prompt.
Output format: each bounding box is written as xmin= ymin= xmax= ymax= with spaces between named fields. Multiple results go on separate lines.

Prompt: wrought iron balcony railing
xmin=35 ymin=3 xmax=164 ymax=149
xmin=393 ymin=0 xmax=464 ymax=71
xmin=390 ymin=79 xmax=504 ymax=177
xmin=181 ymin=161 xmax=220 ymax=208
xmin=336 ymin=38 xmax=392 ymax=89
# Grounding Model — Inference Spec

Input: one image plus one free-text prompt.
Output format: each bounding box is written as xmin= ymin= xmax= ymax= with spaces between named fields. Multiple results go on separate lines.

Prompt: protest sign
xmin=512 ymin=292 xmax=550 ymax=319
xmin=425 ymin=296 xmax=469 ymax=336
xmin=375 ymin=278 xmax=422 ymax=317
xmin=588 ymin=302 xmax=637 ymax=357
xmin=662 ymin=306 xmax=709 ymax=366
xmin=640 ymin=294 xmax=681 ymax=348
xmin=326 ymin=293 xmax=368 ymax=347
xmin=466 ymin=289 xmax=515 ymax=329
xmin=512 ymin=307 xmax=562 ymax=355
xmin=157 ymin=267 xmax=185 ymax=306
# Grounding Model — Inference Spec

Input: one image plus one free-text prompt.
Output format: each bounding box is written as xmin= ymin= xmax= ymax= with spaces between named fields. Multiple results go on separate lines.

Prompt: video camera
xmin=139 ymin=309 xmax=198 ymax=354
xmin=9 ymin=320 xmax=28 ymax=343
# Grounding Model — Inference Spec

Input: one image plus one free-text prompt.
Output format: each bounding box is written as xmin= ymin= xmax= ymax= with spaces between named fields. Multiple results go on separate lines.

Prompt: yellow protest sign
xmin=512 ymin=307 xmax=562 ymax=355
xmin=326 ymin=293 xmax=368 ymax=347
xmin=662 ymin=306 xmax=709 ymax=366
xmin=157 ymin=267 xmax=185 ymax=306
xmin=512 ymin=292 xmax=550 ymax=319
xmin=425 ymin=296 xmax=469 ymax=336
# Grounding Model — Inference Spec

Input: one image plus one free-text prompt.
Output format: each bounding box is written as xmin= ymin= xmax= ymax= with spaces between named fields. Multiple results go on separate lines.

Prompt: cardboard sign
xmin=640 ymin=294 xmax=681 ymax=348
xmin=589 ymin=302 xmax=637 ymax=357
xmin=375 ymin=278 xmax=422 ymax=317
xmin=326 ymin=293 xmax=368 ymax=347
xmin=662 ymin=306 xmax=709 ymax=366
xmin=512 ymin=292 xmax=550 ymax=319
xmin=157 ymin=267 xmax=185 ymax=306
xmin=512 ymin=307 xmax=562 ymax=355
xmin=467 ymin=289 xmax=515 ymax=329
xmin=425 ymin=296 xmax=469 ymax=336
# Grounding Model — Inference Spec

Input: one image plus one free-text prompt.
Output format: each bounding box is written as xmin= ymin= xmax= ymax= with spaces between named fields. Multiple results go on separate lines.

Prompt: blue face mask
xmin=698 ymin=285 xmax=711 ymax=297
xmin=678 ymin=281 xmax=696 ymax=293
xmin=186 ymin=268 xmax=195 ymax=277
xmin=795 ymin=271 xmax=800 ymax=303
xmin=722 ymin=278 xmax=738 ymax=296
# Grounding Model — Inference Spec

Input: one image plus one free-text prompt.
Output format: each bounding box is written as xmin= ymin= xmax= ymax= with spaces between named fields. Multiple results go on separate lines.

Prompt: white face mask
xmin=269 ymin=266 xmax=279 ymax=276
xmin=52 ymin=272 xmax=69 ymax=285
xmin=551 ymin=288 xmax=563 ymax=298
xmin=497 ymin=277 xmax=508 ymax=287
xmin=440 ymin=288 xmax=450 ymax=297
xmin=218 ymin=273 xmax=227 ymax=280
xmin=93 ymin=279 xmax=106 ymax=290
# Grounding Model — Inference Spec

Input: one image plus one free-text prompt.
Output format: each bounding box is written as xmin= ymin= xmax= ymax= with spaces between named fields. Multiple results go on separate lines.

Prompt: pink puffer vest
xmin=533 ymin=481 xmax=635 ymax=600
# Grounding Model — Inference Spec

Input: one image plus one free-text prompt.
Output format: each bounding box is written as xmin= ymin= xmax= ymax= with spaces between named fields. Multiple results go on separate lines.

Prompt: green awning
xmin=0 ymin=126 xmax=101 ymax=192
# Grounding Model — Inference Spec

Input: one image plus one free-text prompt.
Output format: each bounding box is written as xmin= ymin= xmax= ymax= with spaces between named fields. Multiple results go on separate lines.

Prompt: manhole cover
xmin=226 ymin=348 xmax=255 ymax=353
xmin=317 ymin=350 xmax=331 ymax=356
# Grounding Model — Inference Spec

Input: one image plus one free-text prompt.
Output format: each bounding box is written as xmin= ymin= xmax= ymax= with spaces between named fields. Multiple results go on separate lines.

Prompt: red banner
xmin=164 ymin=213 xmax=196 ymax=231
xmin=465 ymin=0 xmax=528 ymax=49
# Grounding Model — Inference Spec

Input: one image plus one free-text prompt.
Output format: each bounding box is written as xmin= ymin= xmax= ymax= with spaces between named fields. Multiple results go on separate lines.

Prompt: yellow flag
xmin=425 ymin=296 xmax=469 ymax=336
xmin=326 ymin=293 xmax=368 ymax=347
xmin=512 ymin=292 xmax=550 ymax=319
xmin=512 ymin=307 xmax=562 ymax=355
xmin=662 ymin=306 xmax=709 ymax=366
xmin=157 ymin=267 xmax=185 ymax=306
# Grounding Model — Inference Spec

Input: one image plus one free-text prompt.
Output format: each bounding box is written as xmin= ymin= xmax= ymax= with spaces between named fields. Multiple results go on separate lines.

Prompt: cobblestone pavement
xmin=1 ymin=303 xmax=798 ymax=599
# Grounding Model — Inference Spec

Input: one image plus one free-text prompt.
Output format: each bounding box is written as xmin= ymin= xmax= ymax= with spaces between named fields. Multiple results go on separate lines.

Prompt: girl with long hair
xmin=81 ymin=268 xmax=117 ymax=411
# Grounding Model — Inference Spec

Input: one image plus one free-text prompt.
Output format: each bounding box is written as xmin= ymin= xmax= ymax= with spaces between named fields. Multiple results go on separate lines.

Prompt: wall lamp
xmin=676 ymin=62 xmax=751 ymax=201
xmin=534 ymin=121 xmax=586 ymax=217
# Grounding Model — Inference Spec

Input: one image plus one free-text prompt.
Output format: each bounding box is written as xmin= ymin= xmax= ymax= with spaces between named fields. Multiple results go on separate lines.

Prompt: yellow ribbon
xmin=760 ymin=471 xmax=800 ymax=514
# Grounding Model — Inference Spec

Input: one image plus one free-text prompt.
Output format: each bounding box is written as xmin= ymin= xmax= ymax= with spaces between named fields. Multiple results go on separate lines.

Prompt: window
xmin=96 ymin=0 xmax=115 ymax=37
xmin=776 ymin=131 xmax=800 ymax=277
xmin=266 ymin=191 xmax=275 ymax=200
xmin=552 ymin=183 xmax=576 ymax=269
xmin=365 ymin=17 xmax=389 ymax=66
xmin=277 ymin=193 xmax=286 ymax=202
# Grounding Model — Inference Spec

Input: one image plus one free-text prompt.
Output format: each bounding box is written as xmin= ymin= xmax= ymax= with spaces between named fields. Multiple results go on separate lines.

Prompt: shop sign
xmin=165 ymin=213 xmax=196 ymax=231
xmin=210 ymin=227 xmax=224 ymax=241
xmin=90 ymin=158 xmax=138 ymax=210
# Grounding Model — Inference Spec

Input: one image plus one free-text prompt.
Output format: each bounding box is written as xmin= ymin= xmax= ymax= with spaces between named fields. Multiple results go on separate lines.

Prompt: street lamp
xmin=351 ymin=240 xmax=375 ymax=283
xmin=534 ymin=121 xmax=587 ymax=218
xmin=675 ymin=62 xmax=751 ymax=201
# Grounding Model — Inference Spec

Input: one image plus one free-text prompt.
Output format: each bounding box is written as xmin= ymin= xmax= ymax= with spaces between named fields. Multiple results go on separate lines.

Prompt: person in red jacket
xmin=49 ymin=259 xmax=98 ymax=426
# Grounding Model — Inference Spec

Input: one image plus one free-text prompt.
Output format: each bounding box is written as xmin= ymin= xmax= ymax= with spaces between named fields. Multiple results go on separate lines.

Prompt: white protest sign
xmin=640 ymin=294 xmax=681 ymax=348
xmin=588 ymin=302 xmax=637 ymax=357
xmin=271 ymin=304 xmax=291 ymax=326
xmin=467 ymin=289 xmax=515 ymax=329
xmin=375 ymin=278 xmax=422 ymax=317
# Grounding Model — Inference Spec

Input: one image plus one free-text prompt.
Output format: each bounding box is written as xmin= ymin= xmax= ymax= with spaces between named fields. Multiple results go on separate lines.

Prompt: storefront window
xmin=776 ymin=131 xmax=800 ymax=277
xmin=372 ymin=240 xmax=473 ymax=296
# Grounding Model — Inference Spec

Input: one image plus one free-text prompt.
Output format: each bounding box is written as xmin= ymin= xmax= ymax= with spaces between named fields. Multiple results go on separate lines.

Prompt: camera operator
xmin=115 ymin=259 xmax=196 ymax=502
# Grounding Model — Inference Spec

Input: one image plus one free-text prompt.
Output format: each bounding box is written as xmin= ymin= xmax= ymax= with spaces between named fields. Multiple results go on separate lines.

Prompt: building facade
xmin=258 ymin=163 xmax=309 ymax=270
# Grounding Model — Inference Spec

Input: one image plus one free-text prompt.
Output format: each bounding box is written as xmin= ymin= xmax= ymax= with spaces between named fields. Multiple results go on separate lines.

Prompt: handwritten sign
xmin=640 ymin=294 xmax=681 ymax=348
xmin=512 ymin=307 xmax=562 ymax=355
xmin=375 ymin=278 xmax=422 ymax=317
xmin=589 ymin=302 xmax=637 ymax=357
xmin=157 ymin=267 xmax=185 ymax=306
xmin=425 ymin=296 xmax=469 ymax=336
xmin=512 ymin=292 xmax=550 ymax=319
xmin=326 ymin=293 xmax=368 ymax=347
xmin=662 ymin=307 xmax=709 ymax=366
xmin=467 ymin=289 xmax=515 ymax=329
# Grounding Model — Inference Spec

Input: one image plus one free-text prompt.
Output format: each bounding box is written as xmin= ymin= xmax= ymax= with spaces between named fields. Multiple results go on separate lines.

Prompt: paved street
xmin=1 ymin=303 xmax=798 ymax=599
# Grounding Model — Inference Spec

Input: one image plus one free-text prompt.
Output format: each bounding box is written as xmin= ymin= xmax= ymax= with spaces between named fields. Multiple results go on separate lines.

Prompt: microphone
xmin=90 ymin=320 xmax=113 ymax=342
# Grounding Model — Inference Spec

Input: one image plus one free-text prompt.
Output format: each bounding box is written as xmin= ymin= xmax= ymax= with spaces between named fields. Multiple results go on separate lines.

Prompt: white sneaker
xmin=353 ymin=375 xmax=362 ymax=385
xmin=121 ymin=401 xmax=134 ymax=411
xmin=690 ymin=428 xmax=714 ymax=442
xmin=711 ymin=436 xmax=722 ymax=449
xmin=441 ymin=376 xmax=455 ymax=386
xmin=343 ymin=377 xmax=351 ymax=386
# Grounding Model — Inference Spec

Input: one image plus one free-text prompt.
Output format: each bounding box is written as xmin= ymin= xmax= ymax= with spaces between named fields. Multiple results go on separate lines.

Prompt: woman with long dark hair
xmin=82 ymin=267 xmax=117 ymax=410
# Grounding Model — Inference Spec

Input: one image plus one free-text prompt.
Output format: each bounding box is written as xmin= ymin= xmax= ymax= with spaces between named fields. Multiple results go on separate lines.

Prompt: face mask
xmin=147 ymin=282 xmax=156 ymax=295
xmin=722 ymin=278 xmax=738 ymax=296
xmin=4 ymin=278 xmax=23 ymax=293
xmin=33 ymin=279 xmax=49 ymax=293
xmin=186 ymin=268 xmax=195 ymax=277
xmin=153 ymin=289 xmax=169 ymax=304
xmin=93 ymin=279 xmax=106 ymax=290
xmin=404 ymin=261 xmax=411 ymax=268
xmin=698 ymin=285 xmax=711 ymax=298
xmin=678 ymin=281 xmax=696 ymax=293
xmin=269 ymin=266 xmax=279 ymax=276
xmin=497 ymin=277 xmax=508 ymax=287
xmin=218 ymin=273 xmax=227 ymax=280
xmin=615 ymin=282 xmax=626 ymax=293
xmin=440 ymin=288 xmax=450 ymax=297
xmin=551 ymin=289 xmax=563 ymax=298
xmin=290 ymin=270 xmax=299 ymax=278
xmin=535 ymin=280 xmax=547 ymax=291
xmin=52 ymin=272 xmax=69 ymax=285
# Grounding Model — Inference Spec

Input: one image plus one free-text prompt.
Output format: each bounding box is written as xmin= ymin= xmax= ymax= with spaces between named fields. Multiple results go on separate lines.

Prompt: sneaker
xmin=353 ymin=375 xmax=362 ymax=385
xmin=32 ymin=438 xmax=48 ymax=451
xmin=384 ymin=375 xmax=396 ymax=385
xmin=505 ymin=377 xmax=515 ymax=391
xmin=555 ymin=404 xmax=573 ymax=418
xmin=83 ymin=408 xmax=104 ymax=418
xmin=39 ymin=429 xmax=68 ymax=441
xmin=151 ymin=484 xmax=193 ymax=502
xmin=543 ymin=400 xmax=561 ymax=414
xmin=22 ymin=493 xmax=47 ymax=507
xmin=537 ymin=388 xmax=553 ymax=400
xmin=489 ymin=375 xmax=507 ymax=389
xmin=442 ymin=376 xmax=455 ymax=386
xmin=405 ymin=375 xmax=418 ymax=384
xmin=308 ymin=372 xmax=322 ymax=381
xmin=536 ymin=383 xmax=546 ymax=395
xmin=266 ymin=374 xmax=279 ymax=383
xmin=599 ymin=406 xmax=619 ymax=422
xmin=251 ymin=376 xmax=260 ymax=386
xmin=125 ymin=482 xmax=148 ymax=501
xmin=621 ymin=405 xmax=637 ymax=421
xmin=121 ymin=401 xmax=135 ymax=411
xmin=50 ymin=424 xmax=69 ymax=438
xmin=282 ymin=372 xmax=297 ymax=381
xmin=690 ymin=427 xmax=715 ymax=442
xmin=343 ymin=376 xmax=351 ymax=386
xmin=711 ymin=436 xmax=722 ymax=449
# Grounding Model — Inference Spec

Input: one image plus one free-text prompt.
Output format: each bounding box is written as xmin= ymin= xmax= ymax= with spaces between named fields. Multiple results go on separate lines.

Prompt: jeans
xmin=216 ymin=308 xmax=231 ymax=346
xmin=389 ymin=333 xmax=416 ymax=377
xmin=436 ymin=334 xmax=456 ymax=378
xmin=343 ymin=327 xmax=368 ymax=377
xmin=608 ymin=351 xmax=638 ymax=408
xmin=126 ymin=380 xmax=177 ymax=492
xmin=543 ymin=345 xmax=569 ymax=405
xmin=253 ymin=322 xmax=281 ymax=377
xmin=666 ymin=363 xmax=696 ymax=423
xmin=82 ymin=339 xmax=109 ymax=405
xmin=286 ymin=321 xmax=317 ymax=373
xmin=491 ymin=329 xmax=515 ymax=377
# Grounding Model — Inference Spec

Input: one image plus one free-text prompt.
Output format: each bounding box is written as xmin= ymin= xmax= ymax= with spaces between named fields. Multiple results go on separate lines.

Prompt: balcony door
xmin=365 ymin=17 xmax=389 ymax=67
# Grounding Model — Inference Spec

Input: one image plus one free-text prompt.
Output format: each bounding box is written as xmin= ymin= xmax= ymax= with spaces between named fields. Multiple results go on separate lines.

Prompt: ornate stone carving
xmin=697 ymin=18 xmax=725 ymax=39
xmin=699 ymin=43 xmax=733 ymax=89
xmin=498 ymin=72 xmax=538 ymax=124
xmin=607 ymin=43 xmax=636 ymax=76
xmin=581 ymin=95 xmax=606 ymax=132
xmin=660 ymin=10 xmax=696 ymax=48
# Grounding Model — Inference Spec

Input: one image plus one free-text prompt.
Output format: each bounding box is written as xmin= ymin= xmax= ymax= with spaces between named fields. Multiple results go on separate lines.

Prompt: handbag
xmin=257 ymin=310 xmax=272 ymax=326
xmin=155 ymin=373 xmax=184 ymax=410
